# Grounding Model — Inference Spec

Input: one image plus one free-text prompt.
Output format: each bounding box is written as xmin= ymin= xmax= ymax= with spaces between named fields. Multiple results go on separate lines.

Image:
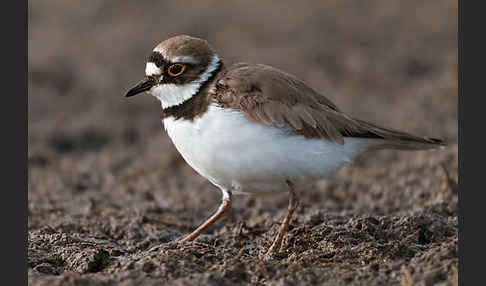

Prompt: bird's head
xmin=125 ymin=35 xmax=221 ymax=109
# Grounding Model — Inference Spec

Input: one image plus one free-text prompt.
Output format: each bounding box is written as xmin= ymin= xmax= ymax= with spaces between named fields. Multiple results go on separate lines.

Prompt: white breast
xmin=164 ymin=104 xmax=375 ymax=194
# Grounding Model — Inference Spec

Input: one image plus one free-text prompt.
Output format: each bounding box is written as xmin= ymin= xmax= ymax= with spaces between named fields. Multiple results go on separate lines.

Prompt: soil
xmin=28 ymin=1 xmax=458 ymax=285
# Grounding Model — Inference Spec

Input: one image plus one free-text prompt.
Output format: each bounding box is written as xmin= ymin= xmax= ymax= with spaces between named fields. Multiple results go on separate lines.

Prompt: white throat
xmin=148 ymin=55 xmax=220 ymax=109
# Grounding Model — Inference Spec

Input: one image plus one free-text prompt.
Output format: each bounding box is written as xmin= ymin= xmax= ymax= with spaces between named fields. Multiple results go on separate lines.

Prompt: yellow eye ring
xmin=167 ymin=64 xmax=185 ymax=77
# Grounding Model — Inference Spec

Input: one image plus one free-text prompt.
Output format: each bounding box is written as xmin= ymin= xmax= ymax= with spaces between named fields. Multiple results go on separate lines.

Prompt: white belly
xmin=163 ymin=104 xmax=374 ymax=194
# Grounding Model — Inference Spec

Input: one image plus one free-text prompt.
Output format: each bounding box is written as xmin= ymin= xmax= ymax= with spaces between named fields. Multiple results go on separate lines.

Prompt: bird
xmin=125 ymin=35 xmax=444 ymax=256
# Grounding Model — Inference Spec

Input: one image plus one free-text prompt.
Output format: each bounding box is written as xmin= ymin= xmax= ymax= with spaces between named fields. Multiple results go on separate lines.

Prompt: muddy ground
xmin=28 ymin=1 xmax=458 ymax=285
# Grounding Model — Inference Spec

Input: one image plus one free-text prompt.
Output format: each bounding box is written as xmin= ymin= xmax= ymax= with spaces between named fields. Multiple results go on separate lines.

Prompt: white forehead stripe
xmin=152 ymin=45 xmax=199 ymax=64
xmin=171 ymin=56 xmax=199 ymax=64
xmin=145 ymin=62 xmax=162 ymax=76
xmin=153 ymin=46 xmax=167 ymax=57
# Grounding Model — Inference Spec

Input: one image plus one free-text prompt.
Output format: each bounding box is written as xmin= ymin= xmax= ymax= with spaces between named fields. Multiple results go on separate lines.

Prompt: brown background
xmin=29 ymin=1 xmax=458 ymax=285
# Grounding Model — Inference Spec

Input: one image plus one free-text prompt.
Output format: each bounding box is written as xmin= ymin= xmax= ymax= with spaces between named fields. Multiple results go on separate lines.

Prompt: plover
xmin=125 ymin=35 xmax=444 ymax=255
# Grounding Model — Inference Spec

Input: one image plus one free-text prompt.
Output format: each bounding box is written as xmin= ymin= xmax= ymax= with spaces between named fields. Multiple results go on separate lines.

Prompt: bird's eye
xmin=167 ymin=64 xmax=185 ymax=77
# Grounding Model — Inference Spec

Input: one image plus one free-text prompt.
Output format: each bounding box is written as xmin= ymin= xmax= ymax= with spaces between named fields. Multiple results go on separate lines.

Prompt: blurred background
xmin=29 ymin=1 xmax=457 ymax=284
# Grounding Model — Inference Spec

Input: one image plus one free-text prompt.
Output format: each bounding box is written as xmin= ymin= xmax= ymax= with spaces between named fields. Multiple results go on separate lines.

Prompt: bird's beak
xmin=125 ymin=77 xmax=155 ymax=97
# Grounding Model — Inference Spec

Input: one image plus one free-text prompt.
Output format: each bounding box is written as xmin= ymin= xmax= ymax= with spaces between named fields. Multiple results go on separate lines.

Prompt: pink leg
xmin=266 ymin=181 xmax=299 ymax=255
xmin=181 ymin=190 xmax=232 ymax=242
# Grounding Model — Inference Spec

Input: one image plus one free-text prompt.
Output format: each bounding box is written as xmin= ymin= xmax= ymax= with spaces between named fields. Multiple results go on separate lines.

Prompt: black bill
xmin=125 ymin=77 xmax=155 ymax=97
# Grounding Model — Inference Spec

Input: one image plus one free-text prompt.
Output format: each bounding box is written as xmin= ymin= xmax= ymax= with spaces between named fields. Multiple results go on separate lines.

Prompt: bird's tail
xmin=353 ymin=118 xmax=447 ymax=151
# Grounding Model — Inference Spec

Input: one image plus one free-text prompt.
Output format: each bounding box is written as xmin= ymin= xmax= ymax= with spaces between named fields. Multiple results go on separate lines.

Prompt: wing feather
xmin=212 ymin=63 xmax=444 ymax=149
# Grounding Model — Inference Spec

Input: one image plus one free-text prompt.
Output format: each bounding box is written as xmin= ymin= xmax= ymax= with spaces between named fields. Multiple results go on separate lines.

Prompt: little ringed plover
xmin=125 ymin=35 xmax=444 ymax=255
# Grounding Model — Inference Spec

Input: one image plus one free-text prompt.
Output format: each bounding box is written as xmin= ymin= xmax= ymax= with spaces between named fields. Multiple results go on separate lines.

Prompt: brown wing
xmin=212 ymin=63 xmax=444 ymax=150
